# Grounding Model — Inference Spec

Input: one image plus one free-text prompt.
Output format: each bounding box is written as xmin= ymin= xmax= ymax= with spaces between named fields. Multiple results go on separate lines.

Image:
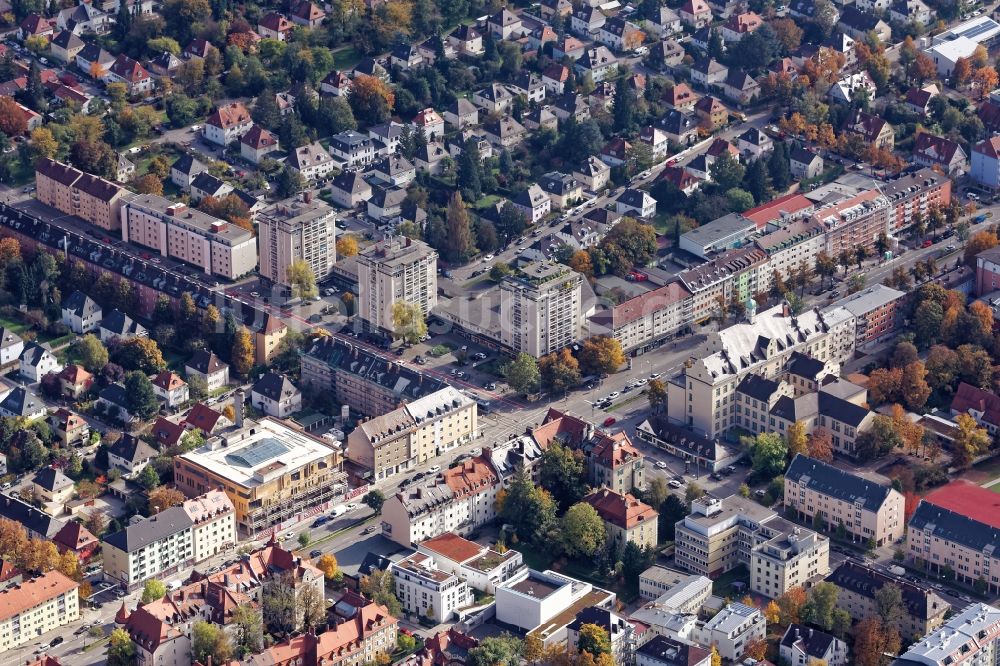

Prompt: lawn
xmin=987 ymin=479 xmax=1000 ymax=493
xmin=0 ymin=314 xmax=32 ymax=337
xmin=711 ymin=564 xmax=750 ymax=597
xmin=332 ymin=45 xmax=361 ymax=70
xmin=0 ymin=314 xmax=72 ymax=347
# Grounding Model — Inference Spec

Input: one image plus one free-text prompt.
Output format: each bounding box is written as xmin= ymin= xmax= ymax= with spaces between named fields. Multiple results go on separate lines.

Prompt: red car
xmin=921 ymin=239 xmax=932 ymax=248
xmin=603 ymin=417 xmax=617 ymax=427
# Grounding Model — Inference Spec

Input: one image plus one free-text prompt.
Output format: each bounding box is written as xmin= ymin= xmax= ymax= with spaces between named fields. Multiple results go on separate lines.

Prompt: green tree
xmin=578 ymin=623 xmax=612 ymax=656
xmin=141 ymin=579 xmax=167 ymax=603
xmin=138 ymin=464 xmax=160 ymax=490
xmin=75 ymin=334 xmax=109 ymax=373
xmin=113 ymin=337 xmax=167 ymax=374
xmin=276 ymin=165 xmax=306 ymax=198
xmin=750 ymin=432 xmax=788 ymax=478
xmin=363 ymin=490 xmax=385 ymax=514
xmin=710 ymin=152 xmax=745 ymax=191
xmin=192 ymin=620 xmax=233 ymax=665
xmin=801 ymin=581 xmax=840 ymax=630
xmin=613 ymin=75 xmax=638 ymax=133
xmin=286 ymin=259 xmax=318 ymax=299
xmin=505 ymin=353 xmax=540 ymax=394
xmin=391 ymin=301 xmax=428 ymax=345
xmin=561 ymin=503 xmax=606 ymax=558
xmin=874 ymin=583 xmax=905 ymax=626
xmin=359 ymin=567 xmax=402 ymax=617
xmin=500 ymin=466 xmax=557 ymax=544
xmin=107 ymin=627 xmax=136 ymax=666
xmin=467 ymin=634 xmax=524 ymax=666
xmin=445 ymin=192 xmax=476 ymax=262
xmin=124 ymin=371 xmax=159 ymax=420
xmin=540 ymin=442 xmax=587 ymax=511
xmin=232 ymin=604 xmax=263 ymax=656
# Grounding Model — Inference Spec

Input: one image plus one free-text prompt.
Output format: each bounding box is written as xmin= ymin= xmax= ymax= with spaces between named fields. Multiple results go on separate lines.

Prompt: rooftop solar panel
xmin=226 ymin=437 xmax=290 ymax=468
xmin=956 ymin=17 xmax=999 ymax=38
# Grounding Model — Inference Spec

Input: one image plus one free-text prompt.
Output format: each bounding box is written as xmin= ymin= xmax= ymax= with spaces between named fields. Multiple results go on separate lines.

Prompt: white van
xmin=167 ymin=580 xmax=182 ymax=591
xmin=330 ymin=505 xmax=347 ymax=517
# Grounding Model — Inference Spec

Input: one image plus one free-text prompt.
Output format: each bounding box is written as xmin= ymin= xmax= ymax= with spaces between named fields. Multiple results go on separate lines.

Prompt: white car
xmin=345 ymin=503 xmax=358 ymax=511
xmin=649 ymin=372 xmax=661 ymax=379
xmin=483 ymin=254 xmax=494 ymax=261
xmin=655 ymin=461 xmax=668 ymax=469
xmin=283 ymin=531 xmax=294 ymax=541
xmin=637 ymin=378 xmax=648 ymax=385
xmin=668 ymin=480 xmax=683 ymax=489
xmin=428 ymin=465 xmax=441 ymax=474
xmin=607 ymin=391 xmax=620 ymax=399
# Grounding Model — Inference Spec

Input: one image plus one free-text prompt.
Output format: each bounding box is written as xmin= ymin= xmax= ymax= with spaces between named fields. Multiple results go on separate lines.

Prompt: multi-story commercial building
xmin=896 ymin=603 xmax=1000 ymax=666
xmin=300 ymin=337 xmax=447 ymax=417
xmin=907 ymin=481 xmax=1000 ymax=593
xmin=638 ymin=566 xmax=712 ymax=608
xmin=827 ymin=562 xmax=949 ymax=641
xmin=35 ymin=158 xmax=125 ymax=231
xmin=382 ymin=456 xmax=500 ymax=547
xmin=785 ymin=454 xmax=904 ymax=547
xmin=812 ymin=190 xmax=890 ymax=257
xmin=665 ymin=302 xmax=856 ymax=438
xmin=357 ymin=237 xmax=438 ymax=334
xmin=173 ymin=417 xmax=345 ymax=537
xmin=674 ymin=495 xmax=779 ymax=578
xmin=588 ymin=281 xmax=693 ymax=354
xmin=499 ymin=261 xmax=583 ymax=358
xmin=750 ymin=523 xmax=829 ymax=598
xmin=0 ymin=571 xmax=79 ymax=650
xmin=102 ymin=490 xmax=236 ymax=590
xmin=832 ymin=284 xmax=907 ymax=350
xmin=257 ymin=192 xmax=337 ymax=287
xmin=390 ymin=552 xmax=474 ymax=623
xmin=417 ymin=532 xmax=527 ymax=594
xmin=584 ymin=488 xmax=659 ymax=550
xmin=122 ymin=195 xmax=257 ymax=280
xmin=347 ymin=386 xmax=478 ymax=481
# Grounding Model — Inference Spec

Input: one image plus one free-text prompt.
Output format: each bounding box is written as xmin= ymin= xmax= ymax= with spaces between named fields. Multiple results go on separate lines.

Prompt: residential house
xmin=329 ymin=171 xmax=372 ymax=209
xmin=575 ymin=156 xmax=611 ymax=192
xmin=289 ymin=141 xmax=336 ymax=180
xmin=691 ymin=58 xmax=728 ymax=87
xmin=523 ymin=106 xmax=558 ymax=131
xmin=905 ymin=84 xmax=939 ymax=115
xmin=32 ymin=467 xmax=74 ymax=505
xmin=57 ymin=365 xmax=93 ymax=399
xmin=367 ymin=186 xmax=407 ymax=221
xmin=170 ymin=154 xmax=207 ymax=191
xmin=721 ymin=11 xmax=762 ymax=42
xmin=575 ymin=46 xmax=618 ymax=83
xmin=483 ymin=117 xmax=526 ymax=149
xmin=913 ymin=132 xmax=967 ymax=174
xmin=390 ymin=42 xmax=423 ymax=70
xmin=319 ymin=70 xmax=351 ymax=96
xmin=390 ymin=553 xmax=474 ymax=623
xmin=583 ymin=488 xmax=658 ymax=550
xmin=680 ymin=0 xmax=712 ymax=27
xmin=19 ymin=343 xmax=61 ymax=383
xmin=553 ymin=35 xmax=586 ymax=60
xmin=845 ymin=108 xmax=894 ymax=149
xmin=487 ymin=8 xmax=524 ymax=40
xmin=444 ymin=99 xmax=479 ymax=129
xmin=655 ymin=39 xmax=686 ymax=71
xmin=447 ymin=24 xmax=484 ymax=57
xmin=694 ymin=96 xmax=728 ymax=131
xmin=49 ymin=408 xmax=88 ymax=447
xmin=513 ymin=184 xmax=551 ymax=224
xmin=790 ymin=147 xmax=823 ymax=180
xmin=188 ymin=172 xmax=232 ymax=203
xmin=617 ymin=188 xmax=657 ymax=218
xmin=61 ymin=291 xmax=101 ymax=334
xmin=75 ymin=43 xmax=114 ymax=79
xmin=472 ymin=83 xmax=513 ymax=114
xmin=147 ymin=50 xmax=181 ymax=78
xmin=598 ymin=16 xmax=643 ymax=52
xmin=540 ymin=0 xmax=573 ymax=19
xmin=664 ymin=83 xmax=698 ymax=112
xmin=723 ymin=69 xmax=760 ymax=105
xmin=290 ymin=0 xmax=324 ymax=26
xmin=648 ymin=7 xmax=683 ymax=36
xmin=185 ymin=350 xmax=229 ymax=391
xmin=97 ymin=384 xmax=132 ymax=422
xmin=250 ymin=372 xmax=302 ymax=418
xmin=151 ymin=371 xmax=189 ymax=409
xmin=552 ymin=93 xmax=590 ymax=122
xmin=240 ymin=125 xmax=278 ymax=165
xmin=829 ymin=71 xmax=877 ymax=105
xmin=539 ymin=172 xmax=582 ymax=210
xmin=18 ymin=14 xmax=53 ymax=40
xmin=204 ymin=102 xmax=252 ymax=146
xmin=890 ymin=0 xmax=932 ymax=25
xmin=370 ymin=155 xmax=416 ymax=188
xmin=736 ymin=127 xmax=773 ymax=160
xmin=106 ymin=55 xmax=152 ymax=96
xmin=107 ymin=434 xmax=158 ymax=478
xmin=99 ymin=309 xmax=147 ymax=344
xmin=780 ymin=625 xmax=848 ymax=666
xmin=257 ymin=12 xmax=294 ymax=40
xmin=601 ymin=138 xmax=631 ymax=167
xmin=49 ymin=31 xmax=85 ymax=64
xmin=0 ymin=329 xmax=23 ymax=369
xmin=972 ymin=137 xmax=1000 ymax=189
xmin=838 ymin=7 xmax=891 ymax=43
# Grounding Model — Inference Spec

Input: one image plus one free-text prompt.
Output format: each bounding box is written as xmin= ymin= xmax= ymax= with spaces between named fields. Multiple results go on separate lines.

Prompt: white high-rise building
xmin=499 ymin=261 xmax=582 ymax=358
xmin=257 ymin=192 xmax=337 ymax=287
xmin=357 ymin=237 xmax=438 ymax=334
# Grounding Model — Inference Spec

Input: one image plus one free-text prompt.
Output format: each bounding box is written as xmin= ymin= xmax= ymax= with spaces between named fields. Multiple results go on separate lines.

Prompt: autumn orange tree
xmin=198 ymin=194 xmax=254 ymax=235
xmin=852 ymin=616 xmax=900 ymax=666
xmin=777 ymin=586 xmax=808 ymax=625
xmin=349 ymin=74 xmax=395 ymax=125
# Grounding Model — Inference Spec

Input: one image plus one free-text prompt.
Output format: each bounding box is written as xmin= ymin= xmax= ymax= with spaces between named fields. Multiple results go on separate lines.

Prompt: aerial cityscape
xmin=0 ymin=0 xmax=1000 ymax=664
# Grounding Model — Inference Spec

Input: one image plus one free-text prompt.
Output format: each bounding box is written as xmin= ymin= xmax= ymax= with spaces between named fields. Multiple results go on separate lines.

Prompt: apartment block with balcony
xmin=391 ymin=552 xmax=474 ymax=623
xmin=257 ymin=193 xmax=337 ymax=287
xmin=35 ymin=158 xmax=125 ymax=231
xmin=813 ymin=190 xmax=891 ymax=258
xmin=499 ymin=261 xmax=583 ymax=358
xmin=122 ymin=194 xmax=257 ymax=280
xmin=882 ymin=167 xmax=951 ymax=234
xmin=0 ymin=571 xmax=79 ymax=650
xmin=588 ymin=281 xmax=693 ymax=354
xmin=173 ymin=417 xmax=345 ymax=538
xmin=832 ymin=284 xmax=907 ymax=350
xmin=677 ymin=247 xmax=770 ymax=325
xmin=418 ymin=532 xmax=527 ymax=594
xmin=750 ymin=522 xmax=830 ymax=598
xmin=785 ymin=454 xmax=904 ymax=547
xmin=357 ymin=237 xmax=438 ymax=335
xmin=896 ymin=603 xmax=1000 ymax=666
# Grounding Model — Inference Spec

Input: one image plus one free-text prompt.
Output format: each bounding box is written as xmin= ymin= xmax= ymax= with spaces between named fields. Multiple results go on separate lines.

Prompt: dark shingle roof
xmin=781 ymin=624 xmax=837 ymax=658
xmin=0 ymin=387 xmax=44 ymax=417
xmin=817 ymin=391 xmax=869 ymax=427
xmin=252 ymin=372 xmax=299 ymax=402
xmin=0 ymin=495 xmax=64 ymax=538
xmin=103 ymin=504 xmax=193 ymax=553
xmin=186 ymin=349 xmax=227 ymax=375
xmin=33 ymin=467 xmax=73 ymax=493
xmin=786 ymin=351 xmax=826 ymax=380
xmin=63 ymin=290 xmax=100 ymax=318
xmin=827 ymin=562 xmax=948 ymax=621
xmin=736 ymin=374 xmax=780 ymax=402
xmin=108 ymin=434 xmax=158 ymax=464
xmin=786 ymin=454 xmax=894 ymax=512
xmin=909 ymin=500 xmax=1000 ymax=554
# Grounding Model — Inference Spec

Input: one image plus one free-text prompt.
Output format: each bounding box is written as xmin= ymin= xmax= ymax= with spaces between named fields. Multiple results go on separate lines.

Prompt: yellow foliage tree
xmin=231 ymin=326 xmax=255 ymax=377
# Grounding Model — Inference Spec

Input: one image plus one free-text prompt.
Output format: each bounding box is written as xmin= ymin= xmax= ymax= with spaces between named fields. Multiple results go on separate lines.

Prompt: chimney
xmin=782 ymin=301 xmax=790 ymax=317
xmin=235 ymin=389 xmax=245 ymax=428
xmin=303 ymin=190 xmax=312 ymax=204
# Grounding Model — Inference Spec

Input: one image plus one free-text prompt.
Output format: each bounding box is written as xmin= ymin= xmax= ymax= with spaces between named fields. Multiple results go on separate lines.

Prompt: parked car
xmin=655 ymin=461 xmax=668 ymax=469
xmin=310 ymin=549 xmax=322 ymax=558
xmin=428 ymin=465 xmax=441 ymax=474
xmin=602 ymin=416 xmax=617 ymax=427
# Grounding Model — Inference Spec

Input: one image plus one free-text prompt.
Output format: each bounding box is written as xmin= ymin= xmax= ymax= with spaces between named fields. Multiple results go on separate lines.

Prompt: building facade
xmin=0 ymin=571 xmax=79 ymax=650
xmin=357 ymin=237 xmax=438 ymax=334
xmin=257 ymin=193 xmax=337 ymax=287
xmin=500 ymin=261 xmax=583 ymax=358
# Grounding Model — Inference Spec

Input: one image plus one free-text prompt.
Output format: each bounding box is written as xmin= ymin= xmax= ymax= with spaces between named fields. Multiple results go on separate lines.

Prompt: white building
xmin=250 ymin=372 xmax=302 ymax=419
xmin=417 ymin=532 xmax=527 ymax=594
xmin=638 ymin=566 xmax=712 ymax=610
xmin=896 ymin=603 xmax=1000 ymax=666
xmin=19 ymin=343 xmax=61 ymax=382
xmin=357 ymin=237 xmax=438 ymax=335
xmin=695 ymin=603 xmax=766 ymax=662
xmin=495 ymin=569 xmax=616 ymax=642
xmin=0 ymin=328 xmax=24 ymax=368
xmin=499 ymin=261 xmax=583 ymax=358
xmin=101 ymin=490 xmax=236 ymax=590
xmin=925 ymin=15 xmax=1000 ymax=75
xmin=288 ymin=142 xmax=336 ymax=181
xmin=390 ymin=552 xmax=474 ymax=623
xmin=61 ymin=291 xmax=102 ymax=334
xmin=257 ymin=193 xmax=337 ymax=287
xmin=750 ymin=526 xmax=830 ymax=598
xmin=0 ymin=571 xmax=79 ymax=650
xmin=780 ymin=625 xmax=849 ymax=666
xmin=204 ymin=103 xmax=253 ymax=146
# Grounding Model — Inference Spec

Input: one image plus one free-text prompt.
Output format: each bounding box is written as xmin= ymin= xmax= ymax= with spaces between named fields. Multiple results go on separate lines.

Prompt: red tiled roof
xmin=151 ymin=417 xmax=185 ymax=448
xmin=52 ymin=520 xmax=98 ymax=553
xmin=109 ymin=55 xmax=149 ymax=83
xmin=608 ymin=281 xmax=692 ymax=328
xmin=420 ymin=532 xmax=482 ymax=563
xmin=583 ymin=488 xmax=657 ymax=529
xmin=184 ymin=403 xmax=225 ymax=433
xmin=207 ymin=102 xmax=251 ymax=130
xmin=259 ymin=12 xmax=293 ymax=32
xmin=591 ymin=431 xmax=643 ymax=469
xmin=442 ymin=457 xmax=498 ymax=498
xmin=0 ymin=571 xmax=77 ymax=622
xmin=532 ymin=408 xmax=591 ymax=449
xmin=923 ymin=480 xmax=1000 ymax=530
xmin=742 ymin=192 xmax=814 ymax=229
xmin=291 ymin=0 xmax=325 ymax=21
xmin=152 ymin=371 xmax=185 ymax=391
xmin=975 ymin=136 xmax=1000 ymax=160
xmin=951 ymin=382 xmax=1000 ymax=426
xmin=914 ymin=132 xmax=962 ymax=165
xmin=240 ymin=124 xmax=277 ymax=149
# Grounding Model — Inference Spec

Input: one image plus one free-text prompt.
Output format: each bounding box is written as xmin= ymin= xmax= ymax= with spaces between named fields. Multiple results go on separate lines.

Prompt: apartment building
xmin=357 ymin=237 xmax=438 ymax=335
xmin=35 ymin=158 xmax=125 ymax=231
xmin=882 ymin=167 xmax=952 ymax=234
xmin=785 ymin=454 xmax=904 ymax=547
xmin=499 ymin=261 xmax=583 ymax=358
xmin=665 ymin=302 xmax=856 ymax=438
xmin=674 ymin=495 xmax=778 ymax=577
xmin=496 ymin=569 xmax=616 ymax=641
xmin=827 ymin=562 xmax=949 ymax=640
xmin=418 ymin=532 xmax=526 ymax=594
xmin=638 ymin=566 xmax=712 ymax=608
xmin=780 ymin=625 xmax=848 ymax=666
xmin=896 ymin=603 xmax=1000 ymax=666
xmin=257 ymin=192 xmax=337 ymax=287
xmin=122 ymin=195 xmax=257 ymax=280
xmin=567 ymin=606 xmax=636 ymax=666
xmin=102 ymin=490 xmax=236 ymax=590
xmin=300 ymin=337 xmax=447 ymax=417
xmin=637 ymin=636 xmax=711 ymax=666
xmin=833 ymin=284 xmax=907 ymax=350
xmin=678 ymin=247 xmax=771 ymax=325
xmin=697 ymin=603 xmax=766 ymax=662
xmin=584 ymin=488 xmax=659 ymax=550
xmin=0 ymin=572 xmax=79 ymax=650
xmin=750 ymin=524 xmax=830 ymax=598
xmin=382 ymin=456 xmax=500 ymax=547
xmin=590 ymin=431 xmax=645 ymax=495
xmin=173 ymin=417 xmax=346 ymax=537
xmin=390 ymin=552 xmax=474 ymax=623
xmin=754 ymin=218 xmax=826 ymax=284
xmin=907 ymin=481 xmax=1000 ymax=593
xmin=347 ymin=386 xmax=478 ymax=481
xmin=204 ymin=102 xmax=253 ymax=146
xmin=588 ymin=281 xmax=693 ymax=354
xmin=812 ymin=190 xmax=890 ymax=257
